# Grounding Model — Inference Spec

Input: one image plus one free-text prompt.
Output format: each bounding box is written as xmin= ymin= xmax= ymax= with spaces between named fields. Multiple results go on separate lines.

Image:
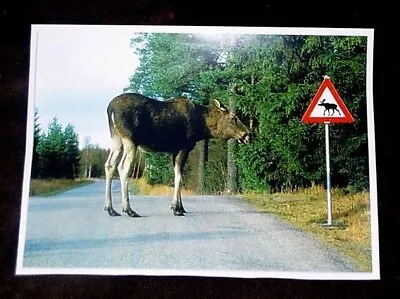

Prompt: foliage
xmin=230 ymin=35 xmax=369 ymax=192
xmin=125 ymin=33 xmax=370 ymax=193
xmin=126 ymin=33 xmax=223 ymax=101
xmin=80 ymin=137 xmax=110 ymax=178
xmin=34 ymin=115 xmax=81 ymax=179
xmin=144 ymin=152 xmax=174 ymax=186
xmin=31 ymin=108 xmax=41 ymax=178
xmin=203 ymin=139 xmax=228 ymax=194
xmin=64 ymin=124 xmax=80 ymax=178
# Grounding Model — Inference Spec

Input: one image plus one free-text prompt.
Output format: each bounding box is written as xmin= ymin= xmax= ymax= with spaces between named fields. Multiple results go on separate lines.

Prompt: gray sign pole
xmin=324 ymin=121 xmax=332 ymax=226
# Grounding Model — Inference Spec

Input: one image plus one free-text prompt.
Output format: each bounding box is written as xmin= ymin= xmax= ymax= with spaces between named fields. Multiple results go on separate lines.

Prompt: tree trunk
xmin=227 ymin=84 xmax=238 ymax=195
xmin=227 ymin=139 xmax=237 ymax=194
xmin=197 ymin=139 xmax=208 ymax=194
xmin=72 ymin=163 xmax=76 ymax=179
xmin=226 ymin=36 xmax=239 ymax=195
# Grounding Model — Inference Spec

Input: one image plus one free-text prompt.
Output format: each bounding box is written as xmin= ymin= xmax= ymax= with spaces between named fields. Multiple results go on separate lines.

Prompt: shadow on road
xmin=24 ymin=230 xmax=248 ymax=252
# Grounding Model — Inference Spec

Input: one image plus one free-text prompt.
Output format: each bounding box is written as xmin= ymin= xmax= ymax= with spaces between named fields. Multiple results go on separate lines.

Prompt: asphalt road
xmin=20 ymin=180 xmax=357 ymax=276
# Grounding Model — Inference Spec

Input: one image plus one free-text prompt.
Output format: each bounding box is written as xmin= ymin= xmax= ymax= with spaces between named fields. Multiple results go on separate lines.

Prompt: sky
xmin=32 ymin=25 xmax=140 ymax=149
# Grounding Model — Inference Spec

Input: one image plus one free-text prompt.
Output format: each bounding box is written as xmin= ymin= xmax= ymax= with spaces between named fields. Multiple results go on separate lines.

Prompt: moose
xmin=318 ymin=99 xmax=341 ymax=116
xmin=104 ymin=93 xmax=251 ymax=217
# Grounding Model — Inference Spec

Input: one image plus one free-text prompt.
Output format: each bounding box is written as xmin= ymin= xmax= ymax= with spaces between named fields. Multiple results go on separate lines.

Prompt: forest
xmin=31 ymin=32 xmax=370 ymax=195
xmin=124 ymin=32 xmax=369 ymax=194
xmin=30 ymin=111 xmax=108 ymax=180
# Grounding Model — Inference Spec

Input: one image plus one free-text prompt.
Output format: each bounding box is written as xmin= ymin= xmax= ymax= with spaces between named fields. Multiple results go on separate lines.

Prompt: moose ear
xmin=210 ymin=99 xmax=226 ymax=111
xmin=210 ymin=99 xmax=221 ymax=108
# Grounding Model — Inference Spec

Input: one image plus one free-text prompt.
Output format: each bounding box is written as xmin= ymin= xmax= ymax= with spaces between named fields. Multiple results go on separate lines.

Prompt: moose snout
xmin=243 ymin=134 xmax=250 ymax=144
xmin=237 ymin=133 xmax=251 ymax=144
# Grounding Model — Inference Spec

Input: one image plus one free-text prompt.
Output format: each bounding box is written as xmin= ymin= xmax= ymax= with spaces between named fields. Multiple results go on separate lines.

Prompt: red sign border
xmin=301 ymin=77 xmax=355 ymax=124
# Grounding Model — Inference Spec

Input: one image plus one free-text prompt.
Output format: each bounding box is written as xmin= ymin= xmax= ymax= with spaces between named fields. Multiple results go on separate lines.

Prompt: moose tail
xmin=106 ymin=104 xmax=116 ymax=138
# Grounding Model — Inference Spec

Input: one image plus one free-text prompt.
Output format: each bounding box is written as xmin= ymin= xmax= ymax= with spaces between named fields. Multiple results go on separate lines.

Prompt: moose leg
xmin=104 ymin=135 xmax=122 ymax=216
xmin=171 ymin=149 xmax=189 ymax=216
xmin=118 ymin=138 xmax=140 ymax=217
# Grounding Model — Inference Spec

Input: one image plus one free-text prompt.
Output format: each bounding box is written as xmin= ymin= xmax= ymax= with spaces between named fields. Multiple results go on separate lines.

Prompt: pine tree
xmin=36 ymin=116 xmax=81 ymax=179
xmin=31 ymin=108 xmax=41 ymax=178
xmin=64 ymin=124 xmax=80 ymax=178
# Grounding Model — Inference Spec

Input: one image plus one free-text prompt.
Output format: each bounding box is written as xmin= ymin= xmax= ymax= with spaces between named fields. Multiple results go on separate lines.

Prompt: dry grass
xmin=244 ymin=185 xmax=372 ymax=272
xmin=128 ymin=178 xmax=372 ymax=271
xmin=129 ymin=178 xmax=195 ymax=196
xmin=30 ymin=178 xmax=93 ymax=196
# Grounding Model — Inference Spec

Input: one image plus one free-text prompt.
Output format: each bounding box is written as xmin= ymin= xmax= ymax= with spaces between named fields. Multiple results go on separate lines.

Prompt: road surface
xmin=19 ymin=180 xmax=357 ymax=276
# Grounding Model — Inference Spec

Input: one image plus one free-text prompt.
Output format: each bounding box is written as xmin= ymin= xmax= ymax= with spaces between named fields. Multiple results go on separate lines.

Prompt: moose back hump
xmin=107 ymin=93 xmax=206 ymax=153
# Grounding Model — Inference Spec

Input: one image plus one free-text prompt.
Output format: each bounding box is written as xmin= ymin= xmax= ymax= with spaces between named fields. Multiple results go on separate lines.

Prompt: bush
xmin=144 ymin=152 xmax=174 ymax=186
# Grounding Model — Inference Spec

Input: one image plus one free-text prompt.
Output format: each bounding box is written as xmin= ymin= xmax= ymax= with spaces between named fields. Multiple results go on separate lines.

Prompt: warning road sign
xmin=302 ymin=76 xmax=355 ymax=123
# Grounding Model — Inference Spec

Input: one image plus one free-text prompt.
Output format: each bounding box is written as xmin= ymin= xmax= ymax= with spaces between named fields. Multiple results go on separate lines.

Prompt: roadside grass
xmin=30 ymin=178 xmax=94 ymax=196
xmin=243 ymin=185 xmax=372 ymax=272
xmin=130 ymin=179 xmax=372 ymax=272
xmin=129 ymin=177 xmax=194 ymax=196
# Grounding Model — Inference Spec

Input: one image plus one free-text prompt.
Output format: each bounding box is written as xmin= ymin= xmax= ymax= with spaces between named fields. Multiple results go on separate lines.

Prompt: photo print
xmin=16 ymin=25 xmax=379 ymax=280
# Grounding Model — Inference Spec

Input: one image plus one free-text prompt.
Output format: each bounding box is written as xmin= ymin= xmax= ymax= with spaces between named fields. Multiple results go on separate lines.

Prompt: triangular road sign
xmin=302 ymin=76 xmax=355 ymax=124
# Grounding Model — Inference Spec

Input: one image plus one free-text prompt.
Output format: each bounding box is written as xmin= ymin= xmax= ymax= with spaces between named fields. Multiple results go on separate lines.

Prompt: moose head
xmin=205 ymin=99 xmax=251 ymax=144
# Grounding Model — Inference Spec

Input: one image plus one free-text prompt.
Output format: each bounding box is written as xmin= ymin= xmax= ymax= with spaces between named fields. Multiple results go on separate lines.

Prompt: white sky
xmin=32 ymin=25 xmax=140 ymax=149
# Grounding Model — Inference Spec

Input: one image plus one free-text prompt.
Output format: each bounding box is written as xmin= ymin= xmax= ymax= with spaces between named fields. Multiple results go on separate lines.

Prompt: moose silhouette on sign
xmin=318 ymin=99 xmax=341 ymax=116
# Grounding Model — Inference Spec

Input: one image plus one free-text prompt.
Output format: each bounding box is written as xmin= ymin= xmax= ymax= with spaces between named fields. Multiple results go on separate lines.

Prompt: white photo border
xmin=16 ymin=25 xmax=379 ymax=280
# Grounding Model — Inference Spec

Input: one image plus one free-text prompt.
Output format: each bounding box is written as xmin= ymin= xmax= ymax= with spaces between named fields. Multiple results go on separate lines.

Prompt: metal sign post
xmin=302 ymin=75 xmax=355 ymax=228
xmin=324 ymin=122 xmax=332 ymax=226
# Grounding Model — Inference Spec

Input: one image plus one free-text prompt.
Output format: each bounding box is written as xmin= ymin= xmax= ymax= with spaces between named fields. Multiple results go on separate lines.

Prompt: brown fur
xmin=104 ymin=93 xmax=251 ymax=217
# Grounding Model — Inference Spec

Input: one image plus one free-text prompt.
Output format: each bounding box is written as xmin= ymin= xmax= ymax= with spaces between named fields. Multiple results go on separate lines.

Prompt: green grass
xmin=29 ymin=178 xmax=94 ymax=196
xmin=242 ymin=185 xmax=372 ymax=272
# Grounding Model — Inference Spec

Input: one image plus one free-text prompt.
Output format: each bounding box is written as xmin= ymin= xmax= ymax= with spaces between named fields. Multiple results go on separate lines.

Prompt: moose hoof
xmin=105 ymin=207 xmax=121 ymax=217
xmin=173 ymin=210 xmax=185 ymax=216
xmin=124 ymin=208 xmax=141 ymax=218
xmin=171 ymin=207 xmax=186 ymax=216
